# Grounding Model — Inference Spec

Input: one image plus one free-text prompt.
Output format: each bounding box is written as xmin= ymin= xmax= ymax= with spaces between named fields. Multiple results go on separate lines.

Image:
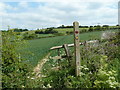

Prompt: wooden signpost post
xmin=50 ymin=22 xmax=98 ymax=76
xmin=73 ymin=21 xmax=81 ymax=76
xmin=50 ymin=21 xmax=81 ymax=76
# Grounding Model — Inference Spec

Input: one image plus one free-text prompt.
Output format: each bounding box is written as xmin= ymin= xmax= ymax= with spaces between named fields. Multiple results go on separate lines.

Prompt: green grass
xmin=54 ymin=28 xmax=89 ymax=33
xmin=54 ymin=28 xmax=73 ymax=33
xmin=21 ymin=29 xmax=118 ymax=67
xmin=37 ymin=34 xmax=55 ymax=38
xmin=20 ymin=26 xmax=119 ymax=37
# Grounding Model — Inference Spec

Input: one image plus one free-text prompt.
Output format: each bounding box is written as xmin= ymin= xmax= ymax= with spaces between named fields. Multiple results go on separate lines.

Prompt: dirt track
xmin=33 ymin=53 xmax=50 ymax=77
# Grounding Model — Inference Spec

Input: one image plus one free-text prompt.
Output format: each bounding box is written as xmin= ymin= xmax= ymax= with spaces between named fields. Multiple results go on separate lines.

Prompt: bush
xmin=2 ymin=30 xmax=31 ymax=88
xmin=35 ymin=30 xmax=44 ymax=34
xmin=89 ymin=26 xmax=94 ymax=31
xmin=44 ymin=28 xmax=58 ymax=34
xmin=35 ymin=28 xmax=58 ymax=34
xmin=2 ymin=30 xmax=44 ymax=88
xmin=66 ymin=31 xmax=73 ymax=35
xmin=23 ymin=33 xmax=38 ymax=40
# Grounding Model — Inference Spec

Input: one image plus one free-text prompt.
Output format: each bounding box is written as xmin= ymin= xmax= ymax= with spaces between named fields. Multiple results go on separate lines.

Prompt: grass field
xmin=37 ymin=34 xmax=55 ymax=38
xmin=22 ymin=26 xmax=119 ymax=35
xmin=21 ymin=29 xmax=118 ymax=67
xmin=22 ymin=28 xmax=88 ymax=34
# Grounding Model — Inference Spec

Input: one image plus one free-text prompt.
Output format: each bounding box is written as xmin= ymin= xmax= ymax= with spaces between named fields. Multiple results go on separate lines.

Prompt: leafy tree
xmin=89 ymin=26 xmax=94 ymax=31
xmin=35 ymin=30 xmax=44 ymax=34
xmin=94 ymin=25 xmax=101 ymax=31
xmin=23 ymin=33 xmax=38 ymax=40
xmin=13 ymin=28 xmax=28 ymax=32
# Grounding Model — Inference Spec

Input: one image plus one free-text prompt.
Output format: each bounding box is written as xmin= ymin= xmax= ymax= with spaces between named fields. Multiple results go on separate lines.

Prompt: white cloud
xmin=0 ymin=0 xmax=119 ymax=2
xmin=1 ymin=1 xmax=118 ymax=30
xmin=18 ymin=2 xmax=28 ymax=8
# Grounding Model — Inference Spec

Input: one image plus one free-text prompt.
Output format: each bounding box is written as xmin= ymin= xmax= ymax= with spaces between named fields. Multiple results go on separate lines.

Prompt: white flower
xmin=80 ymin=72 xmax=85 ymax=76
xmin=43 ymin=85 xmax=46 ymax=88
xmin=22 ymin=85 xmax=25 ymax=88
xmin=52 ymin=64 xmax=55 ymax=67
xmin=80 ymin=66 xmax=84 ymax=68
xmin=47 ymin=84 xmax=52 ymax=88
xmin=89 ymin=71 xmax=92 ymax=74
xmin=31 ymin=77 xmax=35 ymax=79
xmin=84 ymin=67 xmax=89 ymax=70
xmin=109 ymin=77 xmax=115 ymax=80
xmin=108 ymin=71 xmax=113 ymax=75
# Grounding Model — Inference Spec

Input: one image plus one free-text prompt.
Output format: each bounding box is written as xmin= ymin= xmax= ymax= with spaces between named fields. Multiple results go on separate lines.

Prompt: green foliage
xmin=2 ymin=26 xmax=119 ymax=88
xmin=13 ymin=28 xmax=28 ymax=32
xmin=93 ymin=56 xmax=120 ymax=88
xmin=40 ymin=31 xmax=120 ymax=88
xmin=2 ymin=30 xmax=41 ymax=88
xmin=94 ymin=25 xmax=101 ymax=31
xmin=23 ymin=32 xmax=38 ymax=40
xmin=66 ymin=31 xmax=73 ymax=35
xmin=94 ymin=69 xmax=120 ymax=88
xmin=35 ymin=28 xmax=58 ymax=34
xmin=53 ymin=33 xmax=65 ymax=36
xmin=89 ymin=26 xmax=94 ymax=31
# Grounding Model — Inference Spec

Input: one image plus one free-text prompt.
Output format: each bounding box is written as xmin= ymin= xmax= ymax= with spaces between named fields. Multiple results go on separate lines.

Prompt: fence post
xmin=57 ymin=49 xmax=60 ymax=65
xmin=63 ymin=44 xmax=72 ymax=66
xmin=73 ymin=21 xmax=81 ymax=76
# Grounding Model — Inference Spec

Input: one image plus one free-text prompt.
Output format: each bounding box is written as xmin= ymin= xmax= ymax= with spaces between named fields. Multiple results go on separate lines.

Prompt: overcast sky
xmin=0 ymin=0 xmax=119 ymax=30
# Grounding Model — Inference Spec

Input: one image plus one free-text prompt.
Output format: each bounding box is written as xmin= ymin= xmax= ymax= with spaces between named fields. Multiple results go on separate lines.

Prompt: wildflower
xmin=84 ymin=67 xmax=89 ymax=70
xmin=109 ymin=77 xmax=115 ymax=80
xmin=43 ymin=85 xmax=46 ymax=88
xmin=22 ymin=85 xmax=25 ymax=88
xmin=47 ymin=84 xmax=52 ymax=88
xmin=52 ymin=64 xmax=55 ymax=67
xmin=80 ymin=66 xmax=84 ymax=68
xmin=108 ymin=71 xmax=113 ymax=75
xmin=31 ymin=77 xmax=35 ymax=79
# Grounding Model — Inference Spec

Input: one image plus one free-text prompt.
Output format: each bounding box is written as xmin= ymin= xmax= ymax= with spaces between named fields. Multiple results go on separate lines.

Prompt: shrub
xmin=23 ymin=33 xmax=38 ymax=40
xmin=2 ymin=30 xmax=41 ymax=88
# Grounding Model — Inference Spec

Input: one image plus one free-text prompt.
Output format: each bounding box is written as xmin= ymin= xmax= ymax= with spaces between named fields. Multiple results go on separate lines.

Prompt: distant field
xmin=21 ymin=26 xmax=119 ymax=34
xmin=54 ymin=28 xmax=88 ymax=33
xmin=37 ymin=34 xmax=55 ymax=38
xmin=20 ymin=29 xmax=119 ymax=67
xmin=22 ymin=28 xmax=89 ymax=34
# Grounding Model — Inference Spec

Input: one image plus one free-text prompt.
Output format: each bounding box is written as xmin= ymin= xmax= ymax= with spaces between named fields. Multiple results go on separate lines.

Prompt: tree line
xmin=35 ymin=28 xmax=58 ymax=34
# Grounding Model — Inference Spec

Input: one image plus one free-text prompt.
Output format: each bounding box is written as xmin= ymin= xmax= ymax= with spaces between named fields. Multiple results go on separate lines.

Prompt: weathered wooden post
xmin=63 ymin=44 xmax=72 ymax=66
xmin=73 ymin=21 xmax=81 ymax=76
xmin=57 ymin=49 xmax=60 ymax=65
